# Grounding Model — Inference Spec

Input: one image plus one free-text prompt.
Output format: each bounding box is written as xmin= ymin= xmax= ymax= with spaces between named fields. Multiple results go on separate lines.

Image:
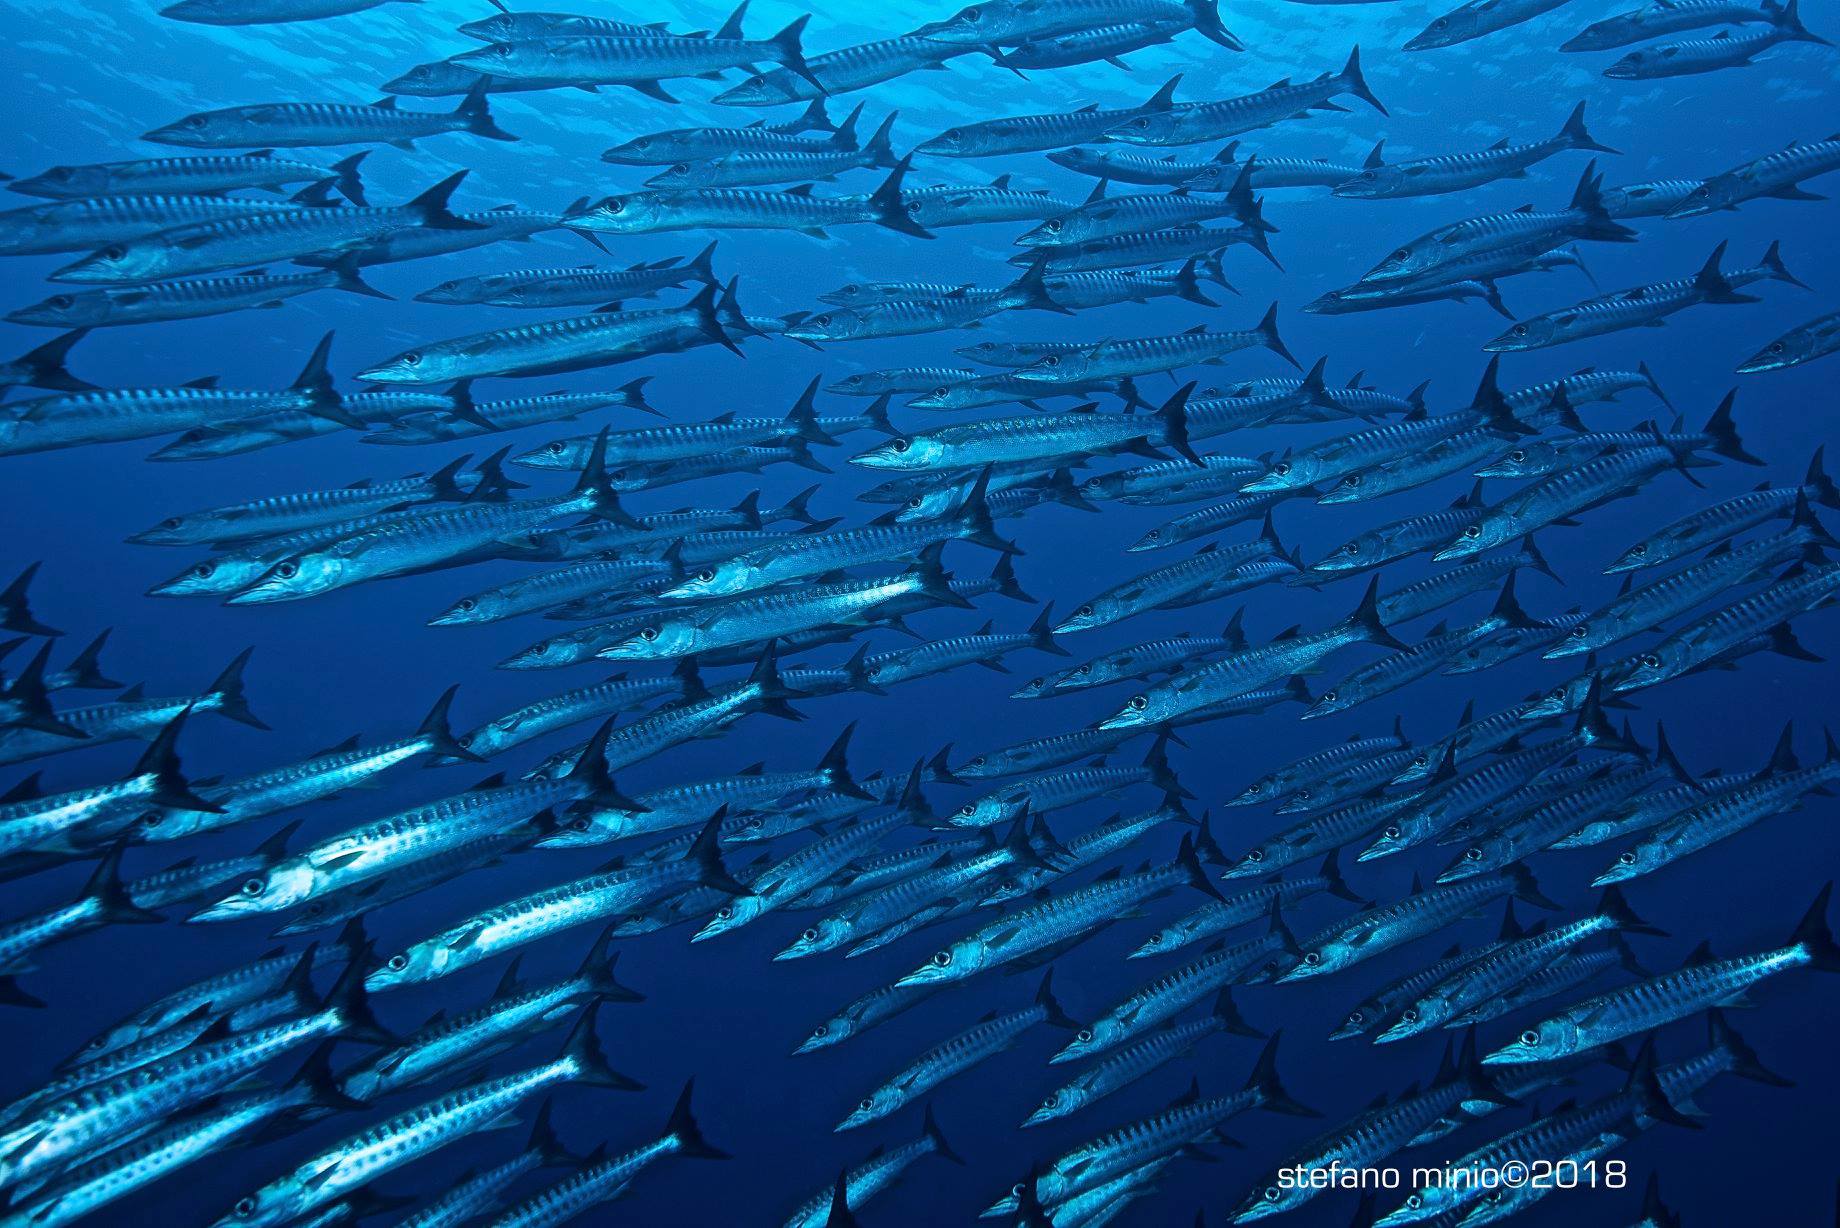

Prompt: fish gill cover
xmin=0 ymin=0 xmax=1835 ymax=1223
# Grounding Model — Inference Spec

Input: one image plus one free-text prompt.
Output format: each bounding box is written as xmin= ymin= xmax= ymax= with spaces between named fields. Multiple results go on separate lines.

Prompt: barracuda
xmin=518 ymin=389 xmax=841 ymax=471
xmin=916 ymin=0 xmax=1238 ymax=47
xmin=853 ymin=384 xmax=1198 ymax=472
xmin=340 ymin=935 xmax=642 ymax=1101
xmin=1080 ymin=454 xmax=1263 ymax=505
xmin=1487 ymin=241 xmax=1805 ymax=350
xmin=1014 ymin=615 xmax=1243 ymax=699
xmin=646 ymin=113 xmax=898 ymax=189
xmin=603 ymin=103 xmax=845 ymax=165
xmin=0 ymin=1050 xmax=352 ymax=1228
xmin=1360 ymin=164 xmax=1637 ymax=286
xmin=1011 ymin=306 xmax=1297 ymax=386
xmin=457 ymin=6 xmax=675 ymax=40
xmin=1306 ymin=585 xmax=1534 ymax=721
xmin=1006 ymin=1040 xmax=1310 ymax=1215
xmin=369 ymin=813 xmax=740 ymax=991
xmin=1359 ymin=688 xmax=1633 ymax=860
xmin=1060 ymin=916 xmax=1285 ymax=1064
xmin=1447 ymin=941 xmax=1643 ymax=1028
xmin=979 ymin=802 xmax=1197 ymax=909
xmin=905 ymin=370 xmax=1143 ymax=413
xmin=1370 ymin=539 xmax=1558 ymax=627
xmin=1329 ymin=915 xmax=1521 ymax=1042
xmin=451 ymin=11 xmax=821 ymax=92
xmin=1612 ymin=561 xmax=1840 ymax=692
xmin=1378 ymin=889 xmax=1665 ymax=1042
xmin=839 ymin=972 xmax=1077 ymax=1130
xmin=1595 ymin=731 xmax=1840 ymax=885
xmin=1107 ymin=49 xmax=1384 ymax=147
xmin=144 ymin=85 xmax=514 ymax=148
xmin=391 ymin=1105 xmax=581 ymax=1228
xmin=1433 ymin=437 xmax=1711 ymax=563
xmin=0 ymin=190 xmax=329 ymax=257
xmin=696 ymin=772 xmax=929 ymax=941
xmin=779 ymin=1109 xmax=962 ymax=1228
xmin=1278 ymin=863 xmax=1557 ymax=983
xmin=212 ymin=1011 xmax=635 ymax=1228
xmin=191 ymin=723 xmax=626 ymax=921
xmin=421 ymin=247 xmax=718 ymax=310
xmin=913 ymin=76 xmax=1183 ymax=158
xmin=373 ymin=385 xmax=659 ymax=448
xmin=1337 ymin=102 xmax=1613 ymax=199
xmin=0 ymin=963 xmax=383 ymax=1193
xmin=271 ymin=832 xmax=525 ymax=939
xmin=0 ymin=333 xmax=352 ymax=457
xmin=1550 ymin=505 xmax=1823 ymax=658
xmin=995 ymin=19 xmax=1188 ymax=68
xmin=569 ymin=157 xmax=927 ymax=240
xmin=1739 ymin=307 xmax=1840 ymax=372
xmin=10 ymin=149 xmax=365 ymax=201
xmin=1056 ymin=515 xmax=1283 ymax=633
xmin=52 ymin=172 xmax=482 ymax=283
xmin=1606 ymin=447 xmax=1838 ymax=572
xmin=1026 ymin=995 xmax=1239 ymax=1128
xmin=1013 ymin=220 xmax=1276 ymax=274
xmin=1226 ymin=791 xmax=1418 ymax=884
xmin=1181 ymin=143 xmax=1383 ymax=192
xmin=1565 ymin=0 xmax=1780 ymax=49
xmin=1096 ymin=577 xmax=1403 ymax=730
xmin=1229 ymin=1036 xmax=1511 ymax=1222
xmin=946 ymin=728 xmax=1191 ymax=828
xmin=718 ymin=36 xmax=970 ymax=107
xmin=1017 ymin=167 xmax=1262 ymax=248
xmin=452 ymin=663 xmax=700 ymax=764
xmin=896 ymin=835 xmax=1221 ymax=986
xmin=1484 ymin=885 xmax=1839 ymax=1064
xmin=1605 ymin=2 xmax=1827 ymax=77
xmin=227 ymin=432 xmax=633 ymax=604
xmin=490 ymin=1082 xmax=726 ymax=1228
xmin=787 ymin=267 xmax=1064 ymax=342
xmin=358 ymin=282 xmax=738 ymax=383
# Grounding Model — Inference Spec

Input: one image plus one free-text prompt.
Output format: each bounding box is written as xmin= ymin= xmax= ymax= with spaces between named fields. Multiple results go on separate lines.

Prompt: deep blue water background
xmin=1 ymin=0 xmax=1837 ymax=1223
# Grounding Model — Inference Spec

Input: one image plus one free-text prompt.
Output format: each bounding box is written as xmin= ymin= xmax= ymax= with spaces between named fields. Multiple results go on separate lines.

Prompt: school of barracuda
xmin=0 ymin=0 xmax=1835 ymax=1223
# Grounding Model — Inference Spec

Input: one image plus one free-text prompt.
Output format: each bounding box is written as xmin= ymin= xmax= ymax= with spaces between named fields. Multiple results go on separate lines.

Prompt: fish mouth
xmin=1602 ymin=63 xmax=1638 ymax=78
xmin=223 ymin=584 xmax=295 ymax=606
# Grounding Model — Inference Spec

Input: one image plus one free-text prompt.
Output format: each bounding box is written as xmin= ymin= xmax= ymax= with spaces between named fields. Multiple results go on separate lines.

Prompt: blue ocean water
xmin=0 ymin=0 xmax=1836 ymax=1224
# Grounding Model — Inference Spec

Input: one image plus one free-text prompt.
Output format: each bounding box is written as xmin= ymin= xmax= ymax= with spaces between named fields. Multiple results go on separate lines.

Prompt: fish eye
xmin=928 ymin=386 xmax=946 ymax=397
xmin=1295 ymin=788 xmax=1313 ymax=800
xmin=718 ymin=906 xmax=735 ymax=920
xmin=815 ymin=314 xmax=832 ymax=326
xmin=957 ymin=804 xmax=976 ymax=817
xmin=1343 ymin=475 xmax=1362 ymax=488
xmin=1390 ymin=248 xmax=1408 ymax=261
xmin=892 ymin=438 xmax=911 ymax=452
xmin=1383 ymin=825 xmax=1401 ymax=839
xmin=1401 ymin=1008 xmax=1418 ymax=1023
xmin=932 ymin=950 xmax=952 ymax=966
xmin=1043 ymin=356 xmax=1059 ymax=366
xmin=1432 ymin=16 xmax=1447 ymax=26
xmin=804 ymin=928 xmax=819 ymax=941
xmin=570 ymin=816 xmax=591 ymax=831
xmin=1044 ymin=220 xmax=1061 ymax=232
xmin=456 ymin=599 xmax=476 ymax=611
xmin=1629 ymin=544 xmax=1646 ymax=556
xmin=1360 ymin=170 xmax=1376 ymax=180
xmin=139 ymin=810 xmax=163 ymax=827
xmin=388 ymin=954 xmax=409 ymax=971
xmin=402 ymin=351 xmax=423 ymax=366
xmin=858 ymin=1097 xmax=874 ymax=1110
xmin=1012 ymin=1183 xmax=1026 ymax=1198
xmin=1144 ymin=530 xmax=1159 ymax=540
xmin=906 ymin=496 xmax=925 ymax=509
xmin=160 ymin=517 xmax=181 ymax=529
xmin=944 ymin=128 xmax=963 ymax=140
xmin=1129 ymin=118 xmax=1149 ymax=129
xmin=1303 ymin=951 xmax=1321 ymax=965
xmin=1026 ymin=677 xmax=1043 ymax=688
xmin=1640 ymin=653 xmax=1660 ymax=668
xmin=1618 ymin=851 xmax=1637 ymax=865
xmin=1274 ymin=462 xmax=1291 ymax=476
xmin=49 ymin=168 xmax=72 ymax=180
xmin=184 ymin=115 xmax=206 ymax=128
xmin=968 ymin=756 xmax=986 ymax=768
xmin=240 ymin=878 xmax=265 ymax=897
xmin=103 ymin=245 xmax=126 ymax=260
xmin=962 ymin=5 xmax=981 ymax=19
xmin=1264 ymin=1188 xmax=1281 ymax=1203
xmin=1520 ymin=1029 xmax=1540 ymax=1045
xmin=1144 ymin=933 xmax=1162 ymax=945
xmin=1245 ymin=849 xmax=1263 ymax=862
xmin=275 ymin=562 xmax=299 ymax=579
xmin=1043 ymin=1091 xmax=1061 ymax=1107
xmin=192 ymin=564 xmax=215 ymax=578
xmin=640 ymin=627 xmax=659 ymax=641
xmin=696 ymin=569 xmax=714 ymax=582
xmin=1570 ymin=626 xmax=1589 ymax=639
xmin=1128 ymin=695 xmax=1147 ymax=711
xmin=1406 ymin=1196 xmax=1423 ymax=1210
xmin=1462 ymin=526 xmax=1481 ymax=539
xmin=1509 ymin=450 xmax=1525 ymax=462
xmin=604 ymin=199 xmax=625 ymax=214
xmin=1512 ymin=325 xmax=1527 ymax=337
xmin=235 ymin=1197 xmax=259 ymax=1217
xmin=1076 ymin=604 xmax=1093 ymax=617
xmin=671 ymin=163 xmax=687 ymax=173
xmin=811 ymin=1023 xmax=829 ymax=1038
xmin=1347 ymin=1010 xmax=1364 ymax=1024
xmin=1464 ymin=848 xmax=1482 ymax=861
xmin=48 ymin=295 xmax=72 ymax=309
xmin=1076 ymin=1028 xmax=1093 ymax=1042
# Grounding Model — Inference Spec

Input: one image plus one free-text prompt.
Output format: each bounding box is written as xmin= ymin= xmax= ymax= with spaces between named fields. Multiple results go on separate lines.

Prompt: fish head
xmin=777 ymin=918 xmax=850 ymax=962
xmin=1302 ymin=686 xmax=1354 ymax=720
xmin=1103 ymin=111 xmax=1174 ymax=146
xmin=1542 ymin=618 xmax=1605 ymax=659
xmin=1486 ymin=317 xmax=1559 ymax=351
xmin=142 ymin=109 xmax=242 ymax=147
xmin=1009 ymin=673 xmax=1054 ymax=699
xmin=6 ymin=290 xmax=109 ymax=328
xmin=1050 ymin=1020 xmax=1111 ymax=1065
xmin=1436 ymin=840 xmax=1498 ymax=884
xmin=1561 ymin=18 xmax=1630 ymax=51
xmin=837 ymin=1087 xmax=898 ymax=1130
xmin=1332 ymin=165 xmax=1405 ymax=198
xmin=599 ymin=134 xmax=672 ymax=166
xmin=897 ymin=936 xmax=982 ymax=985
xmin=1312 ymin=532 xmax=1381 ymax=573
xmin=947 ymin=792 xmax=1020 ymax=828
xmin=498 ymin=633 xmax=589 ymax=671
xmin=228 ymin=550 xmax=350 ymax=604
xmin=130 ymin=804 xmax=203 ymax=843
xmin=51 ymin=237 xmax=167 ymax=284
xmin=1024 ymin=1083 xmax=1082 ymax=1126
xmin=644 ymin=160 xmax=717 ymax=189
xmin=414 ymin=278 xmax=486 ymax=306
xmin=850 ymin=433 xmax=944 ymax=471
xmin=1241 ymin=456 xmax=1313 ymax=495
xmin=1052 ymin=597 xmax=1116 ymax=635
xmin=9 ymin=164 xmax=110 ymax=199
xmin=428 ymin=593 xmax=505 ymax=626
xmin=532 ymin=807 xmax=619 ymax=849
xmin=794 ymin=1014 xmax=851 ymax=1054
xmin=1404 ymin=9 xmax=1477 ymax=49
xmin=911 ymin=3 xmax=1019 ymax=44
xmin=1016 ymin=213 xmax=1079 ymax=248
xmin=785 ymin=309 xmax=865 ymax=343
xmin=456 ymin=12 xmax=522 ymax=39
xmin=566 ymin=193 xmax=661 ymax=235
xmin=714 ymin=72 xmax=801 ymax=108
xmin=1327 ymin=1003 xmax=1378 ymax=1041
xmin=1476 ymin=440 xmax=1558 ymax=480
xmin=1604 ymin=536 xmax=1660 ymax=573
xmin=819 ymin=283 xmax=879 ymax=307
xmin=1737 ymin=330 xmax=1814 ymax=374
xmin=1357 ymin=816 xmax=1420 ymax=863
xmin=904 ymin=382 xmax=967 ymax=410
xmin=516 ymin=437 xmax=590 ymax=470
xmin=1665 ymin=175 xmax=1736 ymax=218
xmin=1433 ymin=517 xmax=1511 ymax=563
xmin=355 ymin=342 xmax=464 ymax=386
xmin=693 ymin=892 xmax=767 ymax=941
xmin=1232 ymin=1172 xmax=1314 ymax=1221
xmin=449 ymin=41 xmax=527 ymax=77
xmin=127 ymin=511 xmax=220 ymax=547
xmin=1017 ymin=350 xmax=1093 ymax=384
xmin=894 ymin=486 xmax=958 ymax=523
xmin=211 ymin=1184 xmax=301 ymax=1228
xmin=1618 ymin=643 xmax=1683 ymax=691
xmin=1272 ymin=941 xmax=1339 ymax=982
xmin=1048 ymin=660 xmax=1102 ymax=693
xmin=194 ymin=860 xmax=315 ymax=920
xmin=148 ymin=554 xmax=261 ymax=598
xmin=380 ymin=62 xmax=458 ymax=96
xmin=662 ymin=560 xmax=753 ymax=601
xmin=602 ymin=620 xmax=698 ymax=662
xmin=1592 ymin=840 xmax=1662 ymax=886
xmin=955 ymin=340 xmax=1017 ymax=363
xmin=1373 ymin=1185 xmax=1462 ymax=1226
xmin=1360 ymin=237 xmax=1438 ymax=284
xmin=1484 ymin=1016 xmax=1580 ymax=1064
xmin=367 ymin=940 xmax=452 ymax=991
xmin=1602 ymin=50 xmax=1651 ymax=78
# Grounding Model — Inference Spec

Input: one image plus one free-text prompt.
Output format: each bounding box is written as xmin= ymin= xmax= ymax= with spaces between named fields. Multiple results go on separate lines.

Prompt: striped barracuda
xmin=645 ymin=112 xmax=899 ymax=189
xmin=1135 ymin=853 xmax=1365 ymax=956
xmin=451 ymin=12 xmax=822 ymax=92
xmin=838 ymin=971 xmax=1078 ymax=1130
xmin=602 ymin=103 xmax=847 ymax=165
xmin=1739 ymin=306 xmax=1840 ymax=372
xmin=1483 ymin=886 xmax=1839 ymax=1063
xmin=210 ymin=1010 xmax=636 ymax=1228
xmin=1338 ymin=102 xmax=1613 ymax=199
xmin=7 ymin=151 xmax=366 ymax=202
xmin=1565 ymin=0 xmax=1781 ymax=49
xmin=716 ymin=36 xmax=971 ymax=107
xmin=1015 ymin=167 xmax=1262 ymax=248
xmin=779 ymin=1109 xmax=962 ymax=1228
xmin=391 ymin=1104 xmax=580 ymax=1228
xmin=367 ymin=814 xmax=741 ymax=990
xmin=1011 ymin=306 xmax=1297 ymax=385
xmin=145 ymin=84 xmax=515 ymax=149
xmin=1025 ymin=993 xmax=1242 ymax=1126
xmin=1605 ymin=1 xmax=1826 ymax=77
xmin=0 ymin=190 xmax=328 ymax=257
xmin=420 ymin=246 xmax=718 ymax=308
xmin=914 ymin=76 xmax=1185 ymax=158
xmin=1611 ymin=560 xmax=1840 ymax=691
xmin=568 ymin=158 xmax=928 ymax=239
xmin=1104 ymin=49 xmax=1385 ymax=146
xmin=51 ymin=172 xmax=484 ymax=283
xmin=1606 ymin=446 xmax=1838 ymax=571
xmin=853 ymin=384 xmax=1198 ymax=472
